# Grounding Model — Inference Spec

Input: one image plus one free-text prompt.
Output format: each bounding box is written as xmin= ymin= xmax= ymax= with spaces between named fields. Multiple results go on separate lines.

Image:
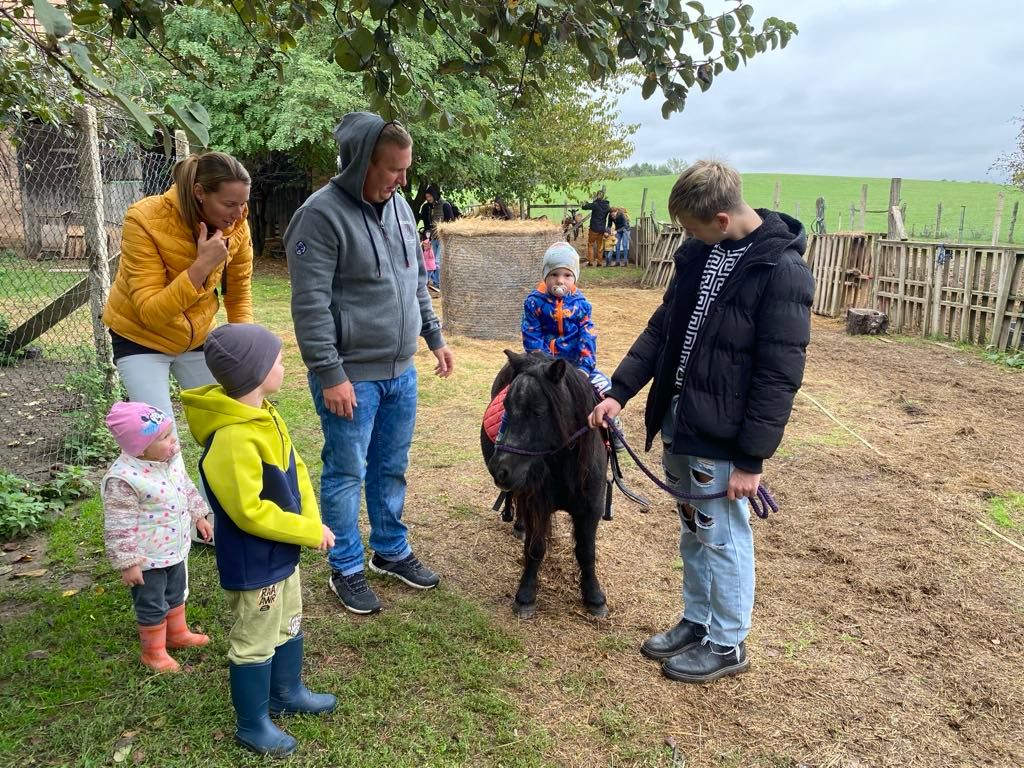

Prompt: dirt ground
xmin=401 ymin=280 xmax=1024 ymax=767
xmin=0 ymin=357 xmax=81 ymax=479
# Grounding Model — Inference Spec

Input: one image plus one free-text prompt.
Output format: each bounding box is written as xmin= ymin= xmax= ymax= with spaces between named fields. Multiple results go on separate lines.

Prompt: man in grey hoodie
xmin=286 ymin=113 xmax=454 ymax=615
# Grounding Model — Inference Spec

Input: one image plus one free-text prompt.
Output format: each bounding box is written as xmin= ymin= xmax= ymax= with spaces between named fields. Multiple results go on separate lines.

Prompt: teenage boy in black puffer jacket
xmin=589 ymin=159 xmax=814 ymax=684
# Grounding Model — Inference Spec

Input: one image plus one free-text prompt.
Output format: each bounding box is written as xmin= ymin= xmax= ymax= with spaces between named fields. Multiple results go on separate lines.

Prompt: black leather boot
xmin=661 ymin=641 xmax=749 ymax=684
xmin=640 ymin=617 xmax=707 ymax=660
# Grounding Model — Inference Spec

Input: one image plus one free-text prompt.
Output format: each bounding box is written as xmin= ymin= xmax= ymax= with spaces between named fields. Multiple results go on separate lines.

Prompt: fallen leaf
xmin=121 ymin=730 xmax=139 ymax=739
xmin=150 ymin=715 xmax=166 ymax=729
xmin=212 ymin=730 xmax=225 ymax=741
xmin=15 ymin=553 xmax=32 ymax=562
xmin=13 ymin=569 xmax=47 ymax=578
xmin=61 ymin=589 xmax=79 ymax=598
xmin=764 ymin=647 xmax=782 ymax=657
xmin=2 ymin=542 xmax=18 ymax=551
xmin=24 ymin=650 xmax=49 ymax=660
xmin=132 ymin=750 xmax=145 ymax=765
xmin=94 ymin=586 xmax=105 ymax=595
xmin=113 ymin=745 xmax=131 ymax=763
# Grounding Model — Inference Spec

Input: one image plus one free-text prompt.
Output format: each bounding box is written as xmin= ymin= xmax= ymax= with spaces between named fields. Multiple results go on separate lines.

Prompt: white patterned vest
xmin=102 ymin=452 xmax=193 ymax=571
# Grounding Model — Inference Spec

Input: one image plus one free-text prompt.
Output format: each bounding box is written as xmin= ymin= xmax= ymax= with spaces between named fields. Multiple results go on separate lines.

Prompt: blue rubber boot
xmin=268 ymin=634 xmax=337 ymax=716
xmin=229 ymin=659 xmax=297 ymax=757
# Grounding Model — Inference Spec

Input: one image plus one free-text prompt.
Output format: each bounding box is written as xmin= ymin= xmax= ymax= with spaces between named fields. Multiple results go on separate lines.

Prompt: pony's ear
xmin=504 ymin=349 xmax=528 ymax=372
xmin=546 ymin=358 xmax=568 ymax=384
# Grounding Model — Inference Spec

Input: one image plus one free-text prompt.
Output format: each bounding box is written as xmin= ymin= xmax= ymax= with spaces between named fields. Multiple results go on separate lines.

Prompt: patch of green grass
xmin=0 ymin=539 xmax=553 ymax=766
xmin=777 ymin=427 xmax=851 ymax=458
xmin=782 ymin=621 xmax=819 ymax=659
xmin=47 ymin=494 xmax=104 ymax=569
xmin=987 ymin=492 xmax=1024 ymax=532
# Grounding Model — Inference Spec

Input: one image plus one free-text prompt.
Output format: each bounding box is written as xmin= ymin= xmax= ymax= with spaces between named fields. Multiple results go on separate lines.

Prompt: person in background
xmin=581 ymin=189 xmax=612 ymax=267
xmin=612 ymin=207 xmax=631 ymax=266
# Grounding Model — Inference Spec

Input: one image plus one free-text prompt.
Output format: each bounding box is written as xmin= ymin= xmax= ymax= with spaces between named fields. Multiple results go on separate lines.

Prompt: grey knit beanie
xmin=204 ymin=324 xmax=282 ymax=398
xmin=541 ymin=241 xmax=579 ymax=280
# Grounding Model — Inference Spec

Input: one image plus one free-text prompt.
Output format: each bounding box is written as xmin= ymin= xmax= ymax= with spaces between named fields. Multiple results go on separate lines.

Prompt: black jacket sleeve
xmin=734 ymin=255 xmax=815 ymax=471
xmin=607 ymin=280 xmax=676 ymax=406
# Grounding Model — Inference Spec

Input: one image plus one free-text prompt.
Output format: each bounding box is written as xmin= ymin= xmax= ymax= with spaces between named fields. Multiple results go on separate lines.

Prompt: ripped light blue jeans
xmin=661 ymin=416 xmax=754 ymax=647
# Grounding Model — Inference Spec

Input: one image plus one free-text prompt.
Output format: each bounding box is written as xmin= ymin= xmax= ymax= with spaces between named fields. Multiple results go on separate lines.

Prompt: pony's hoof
xmin=513 ymin=601 xmax=536 ymax=619
xmin=585 ymin=601 xmax=608 ymax=618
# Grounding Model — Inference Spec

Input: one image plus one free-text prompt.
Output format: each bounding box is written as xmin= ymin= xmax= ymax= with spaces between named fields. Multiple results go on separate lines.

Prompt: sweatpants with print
xmin=225 ymin=569 xmax=303 ymax=664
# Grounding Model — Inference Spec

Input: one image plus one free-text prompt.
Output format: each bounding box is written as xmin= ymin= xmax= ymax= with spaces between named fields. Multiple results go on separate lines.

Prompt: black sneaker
xmin=369 ymin=552 xmax=440 ymax=590
xmin=329 ymin=570 xmax=381 ymax=615
xmin=661 ymin=641 xmax=749 ymax=684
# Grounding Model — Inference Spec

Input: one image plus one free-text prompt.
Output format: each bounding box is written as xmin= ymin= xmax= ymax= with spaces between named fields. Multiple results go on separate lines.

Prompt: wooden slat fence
xmin=803 ymin=232 xmax=879 ymax=317
xmin=632 ymin=214 xmax=660 ymax=271
xmin=641 ymin=226 xmax=688 ymax=289
xmin=872 ymin=240 xmax=1024 ymax=349
xmin=802 ymin=234 xmax=1024 ymax=351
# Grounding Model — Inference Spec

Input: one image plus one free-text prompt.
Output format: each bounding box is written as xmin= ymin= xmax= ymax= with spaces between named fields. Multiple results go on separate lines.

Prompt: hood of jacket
xmin=181 ymin=384 xmax=281 ymax=456
xmin=332 ymin=112 xmax=388 ymax=204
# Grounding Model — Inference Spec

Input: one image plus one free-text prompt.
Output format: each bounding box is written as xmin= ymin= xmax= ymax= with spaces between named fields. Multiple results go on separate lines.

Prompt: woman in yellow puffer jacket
xmin=103 ymin=151 xmax=254 ymax=429
xmin=104 ymin=151 xmax=253 ymax=545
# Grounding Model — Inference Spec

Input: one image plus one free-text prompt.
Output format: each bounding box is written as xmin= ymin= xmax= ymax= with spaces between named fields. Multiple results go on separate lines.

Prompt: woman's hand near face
xmin=187 ymin=222 xmax=229 ymax=289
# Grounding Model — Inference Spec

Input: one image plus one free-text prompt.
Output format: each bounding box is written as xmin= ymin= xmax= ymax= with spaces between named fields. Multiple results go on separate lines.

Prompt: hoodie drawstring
xmin=360 ymin=208 xmax=383 ymax=278
xmin=393 ymin=196 xmax=410 ymax=269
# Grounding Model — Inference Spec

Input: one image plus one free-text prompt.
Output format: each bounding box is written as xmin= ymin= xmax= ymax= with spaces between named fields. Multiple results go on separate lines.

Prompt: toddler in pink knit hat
xmin=101 ymin=401 xmax=213 ymax=673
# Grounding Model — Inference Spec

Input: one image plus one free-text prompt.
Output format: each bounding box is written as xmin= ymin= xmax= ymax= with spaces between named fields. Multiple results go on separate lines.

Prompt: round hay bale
xmin=437 ymin=219 xmax=562 ymax=340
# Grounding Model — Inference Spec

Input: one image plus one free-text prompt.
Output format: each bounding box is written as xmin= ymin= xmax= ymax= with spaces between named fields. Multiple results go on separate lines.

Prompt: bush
xmin=0 ymin=467 xmax=94 ymax=541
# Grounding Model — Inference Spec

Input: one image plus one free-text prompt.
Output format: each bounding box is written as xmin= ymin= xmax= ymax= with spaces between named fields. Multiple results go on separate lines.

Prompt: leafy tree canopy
xmin=114 ymin=4 xmax=635 ymax=203
xmin=1 ymin=0 xmax=796 ymax=147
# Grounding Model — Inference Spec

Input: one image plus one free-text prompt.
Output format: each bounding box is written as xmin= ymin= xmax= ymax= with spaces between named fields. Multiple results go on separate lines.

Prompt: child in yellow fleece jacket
xmin=181 ymin=323 xmax=334 ymax=759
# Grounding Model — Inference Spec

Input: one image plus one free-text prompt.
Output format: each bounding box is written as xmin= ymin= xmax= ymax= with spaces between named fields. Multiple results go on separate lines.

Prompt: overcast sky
xmin=617 ymin=0 xmax=1021 ymax=182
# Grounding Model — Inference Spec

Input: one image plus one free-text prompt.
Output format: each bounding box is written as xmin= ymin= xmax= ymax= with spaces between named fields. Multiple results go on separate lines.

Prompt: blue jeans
xmin=615 ymin=229 xmax=631 ymax=265
xmin=430 ymin=237 xmax=442 ymax=271
xmin=661 ymin=411 xmax=754 ymax=647
xmin=309 ymin=367 xmax=417 ymax=575
xmin=427 ymin=268 xmax=439 ymax=287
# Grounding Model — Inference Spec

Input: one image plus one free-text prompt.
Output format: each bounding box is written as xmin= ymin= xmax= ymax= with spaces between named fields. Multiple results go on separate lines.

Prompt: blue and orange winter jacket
xmin=521 ymin=284 xmax=598 ymax=375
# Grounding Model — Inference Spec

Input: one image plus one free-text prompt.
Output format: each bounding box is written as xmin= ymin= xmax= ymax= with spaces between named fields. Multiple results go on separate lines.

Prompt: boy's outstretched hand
xmin=195 ymin=517 xmax=214 ymax=542
xmin=588 ymin=397 xmax=622 ymax=430
xmin=319 ymin=525 xmax=336 ymax=551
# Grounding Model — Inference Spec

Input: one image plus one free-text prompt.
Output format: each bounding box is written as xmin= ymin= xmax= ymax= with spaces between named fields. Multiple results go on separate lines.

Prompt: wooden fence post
xmin=887 ymin=178 xmax=902 ymax=239
xmin=640 ymin=187 xmax=648 ymax=217
xmin=992 ymin=191 xmax=1005 ymax=246
xmin=859 ymin=184 xmax=867 ymax=231
xmin=75 ymin=105 xmax=115 ymax=392
xmin=773 ymin=181 xmax=780 ymax=210
xmin=934 ymin=202 xmax=942 ymax=241
xmin=174 ymin=129 xmax=189 ymax=159
xmin=1009 ymin=201 xmax=1019 ymax=244
xmin=849 ymin=203 xmax=855 ymax=230
xmin=990 ymin=250 xmax=1014 ymax=349
xmin=958 ymin=206 xmax=966 ymax=244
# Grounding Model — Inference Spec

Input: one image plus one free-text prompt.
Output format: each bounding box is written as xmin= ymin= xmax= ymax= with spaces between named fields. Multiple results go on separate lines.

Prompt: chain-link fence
xmin=0 ymin=115 xmax=174 ymax=479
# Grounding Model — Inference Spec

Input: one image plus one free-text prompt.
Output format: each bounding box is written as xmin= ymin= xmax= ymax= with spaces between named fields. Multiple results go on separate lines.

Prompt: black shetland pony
xmin=481 ymin=350 xmax=608 ymax=619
